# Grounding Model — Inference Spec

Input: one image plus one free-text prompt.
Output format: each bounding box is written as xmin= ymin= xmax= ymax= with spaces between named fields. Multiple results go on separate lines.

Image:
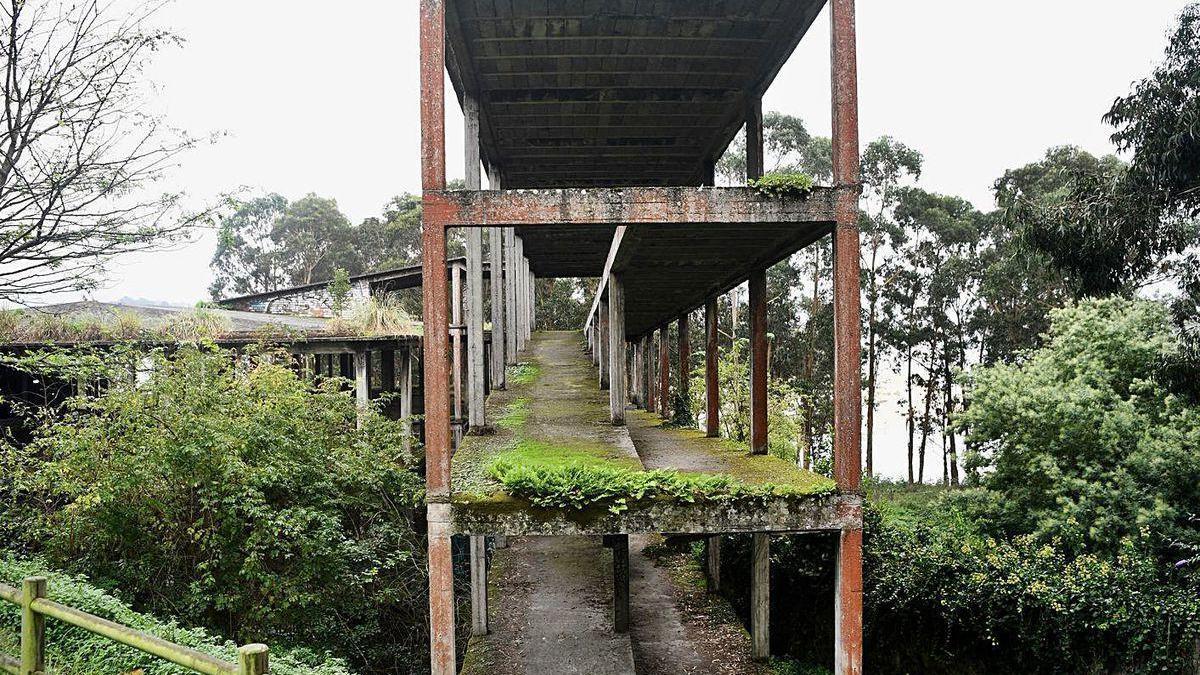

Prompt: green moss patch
xmin=496 ymin=397 xmax=531 ymax=430
xmin=507 ymin=362 xmax=541 ymax=385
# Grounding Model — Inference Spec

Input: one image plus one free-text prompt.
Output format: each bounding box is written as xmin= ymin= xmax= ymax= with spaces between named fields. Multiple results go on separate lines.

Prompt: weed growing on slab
xmin=485 ymin=440 xmax=834 ymax=514
xmin=749 ymin=171 xmax=815 ymax=199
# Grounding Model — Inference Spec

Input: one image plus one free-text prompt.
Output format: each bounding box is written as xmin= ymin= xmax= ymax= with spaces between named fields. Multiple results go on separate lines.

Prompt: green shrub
xmin=865 ymin=506 xmax=1200 ymax=674
xmin=0 ymin=556 xmax=353 ymax=675
xmin=0 ymin=345 xmax=428 ymax=672
xmin=487 ymin=444 xmax=830 ymax=514
xmin=959 ymin=298 xmax=1200 ymax=558
xmin=749 ymin=172 xmax=815 ymax=198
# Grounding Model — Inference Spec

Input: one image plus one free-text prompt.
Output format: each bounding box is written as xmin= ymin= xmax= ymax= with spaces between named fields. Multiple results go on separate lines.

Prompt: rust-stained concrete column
xmin=470 ymin=534 xmax=488 ymax=636
xmin=678 ymin=312 xmax=691 ymax=413
xmin=751 ymin=532 xmax=770 ymax=660
xmin=608 ymin=274 xmax=626 ymax=424
xmin=658 ymin=325 xmax=670 ymax=418
xmin=419 ymin=0 xmax=453 ymax=670
xmin=836 ymin=528 xmax=864 ymax=674
xmin=831 ymin=0 xmax=864 ymax=672
xmin=427 ymin=504 xmax=456 ymax=675
xmin=749 ymin=268 xmax=768 ymax=455
xmin=705 ymin=298 xmax=720 ymax=437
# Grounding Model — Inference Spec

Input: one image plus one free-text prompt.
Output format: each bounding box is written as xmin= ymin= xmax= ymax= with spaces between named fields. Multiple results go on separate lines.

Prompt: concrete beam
xmin=609 ymin=274 xmax=626 ymax=425
xmin=423 ymin=186 xmax=843 ymax=228
xmin=749 ymin=268 xmax=768 ymax=455
xmin=450 ymin=493 xmax=864 ymax=537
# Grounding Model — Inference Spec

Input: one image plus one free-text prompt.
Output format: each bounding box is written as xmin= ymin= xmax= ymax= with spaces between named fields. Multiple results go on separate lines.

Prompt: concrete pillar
xmin=749 ymin=268 xmax=768 ymax=455
xmin=658 ymin=325 xmax=670 ymax=418
xmin=513 ymin=237 xmax=524 ymax=352
xmin=489 ymin=227 xmax=506 ymax=388
xmin=705 ymin=299 xmax=720 ymax=437
xmin=608 ymin=274 xmax=626 ymax=425
xmin=646 ymin=334 xmax=656 ymax=413
xmin=678 ymin=312 xmax=690 ymax=412
xmin=470 ymin=534 xmax=488 ymax=636
xmin=504 ymin=228 xmax=518 ymax=364
xmin=400 ymin=347 xmax=414 ymax=451
xmin=452 ymin=263 xmax=464 ymax=424
xmin=427 ymin=505 xmax=456 ymax=675
xmin=381 ymin=348 xmax=396 ymax=417
xmin=529 ymin=270 xmax=537 ymax=333
xmin=836 ymin=528 xmax=864 ymax=675
xmin=746 ymin=95 xmax=764 ymax=181
xmin=354 ymin=348 xmax=369 ymax=428
xmin=751 ymin=533 xmax=770 ymax=660
xmin=598 ymin=301 xmax=609 ymax=390
xmin=464 ymin=95 xmax=486 ymax=430
xmin=706 ymin=536 xmax=721 ymax=593
xmin=611 ymin=534 xmax=630 ymax=633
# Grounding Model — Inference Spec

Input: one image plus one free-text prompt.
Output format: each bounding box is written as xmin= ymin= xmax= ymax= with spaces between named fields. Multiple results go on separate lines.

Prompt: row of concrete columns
xmin=464 ymin=92 xmax=535 ymax=641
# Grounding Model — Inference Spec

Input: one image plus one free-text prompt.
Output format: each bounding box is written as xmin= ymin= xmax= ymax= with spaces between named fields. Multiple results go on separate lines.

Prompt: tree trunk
xmin=906 ymin=344 xmax=915 ymax=484
xmin=944 ymin=346 xmax=960 ymax=487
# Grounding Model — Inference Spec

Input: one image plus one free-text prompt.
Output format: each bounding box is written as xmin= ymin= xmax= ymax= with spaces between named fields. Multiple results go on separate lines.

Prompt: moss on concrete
xmin=452 ymin=332 xmax=836 ymax=523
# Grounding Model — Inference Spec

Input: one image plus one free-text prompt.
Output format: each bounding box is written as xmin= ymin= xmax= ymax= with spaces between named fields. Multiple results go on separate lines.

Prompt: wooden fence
xmin=0 ymin=577 xmax=267 ymax=675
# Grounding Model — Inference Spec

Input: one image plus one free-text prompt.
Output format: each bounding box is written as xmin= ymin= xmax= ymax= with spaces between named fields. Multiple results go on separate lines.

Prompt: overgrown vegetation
xmin=705 ymin=300 xmax=1200 ymax=674
xmin=0 ymin=556 xmax=353 ymax=675
xmin=748 ymin=172 xmax=815 ymax=199
xmin=0 ymin=346 xmax=429 ymax=673
xmin=485 ymin=438 xmax=834 ymax=514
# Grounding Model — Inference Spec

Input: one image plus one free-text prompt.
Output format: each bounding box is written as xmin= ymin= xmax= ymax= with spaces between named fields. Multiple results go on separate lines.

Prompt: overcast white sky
xmin=69 ymin=0 xmax=1192 ymax=477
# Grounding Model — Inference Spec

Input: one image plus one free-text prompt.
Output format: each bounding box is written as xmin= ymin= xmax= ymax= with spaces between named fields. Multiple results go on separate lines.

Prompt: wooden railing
xmin=0 ymin=577 xmax=268 ymax=675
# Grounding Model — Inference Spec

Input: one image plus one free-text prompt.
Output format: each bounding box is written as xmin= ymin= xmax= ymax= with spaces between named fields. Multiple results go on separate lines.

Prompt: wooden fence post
xmin=20 ymin=576 xmax=46 ymax=675
xmin=237 ymin=644 xmax=269 ymax=675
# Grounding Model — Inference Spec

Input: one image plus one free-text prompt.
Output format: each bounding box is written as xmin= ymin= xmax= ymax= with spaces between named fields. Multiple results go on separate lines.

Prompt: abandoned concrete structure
xmin=419 ymin=1 xmax=863 ymax=673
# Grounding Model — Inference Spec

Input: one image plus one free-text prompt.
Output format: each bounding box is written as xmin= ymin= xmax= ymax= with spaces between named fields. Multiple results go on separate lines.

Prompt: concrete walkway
xmin=462 ymin=534 xmax=764 ymax=675
xmin=461 ymin=536 xmax=636 ymax=675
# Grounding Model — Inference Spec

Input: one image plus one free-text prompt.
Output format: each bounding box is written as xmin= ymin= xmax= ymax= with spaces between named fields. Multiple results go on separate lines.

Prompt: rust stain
xmin=835 ymin=528 xmax=864 ymax=675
